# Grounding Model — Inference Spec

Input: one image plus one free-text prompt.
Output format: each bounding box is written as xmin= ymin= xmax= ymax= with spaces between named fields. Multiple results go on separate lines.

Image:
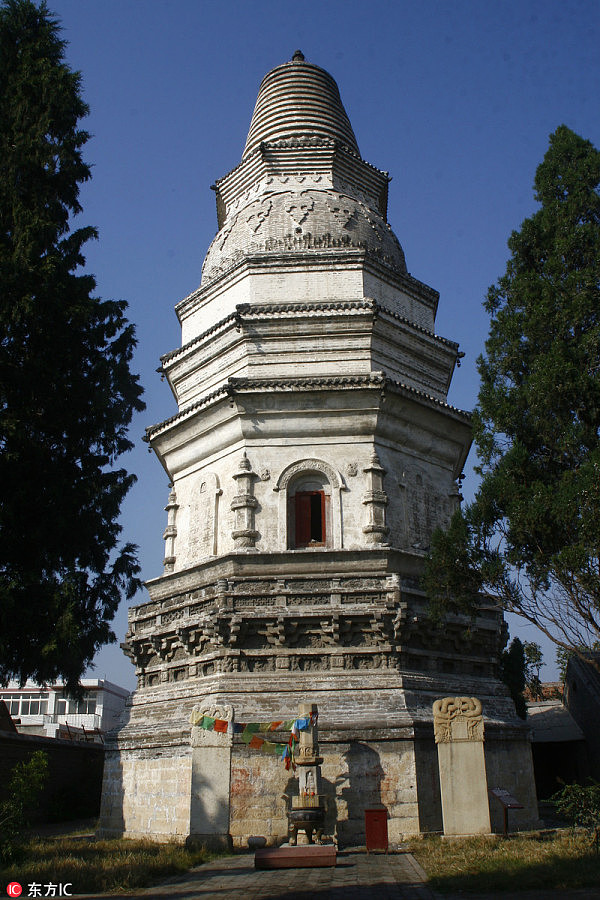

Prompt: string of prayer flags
xmin=213 ymin=718 xmax=228 ymax=733
xmin=259 ymin=720 xmax=283 ymax=732
xmin=189 ymin=710 xmax=317 ymax=769
xmin=189 ymin=708 xmax=204 ymax=726
xmin=290 ymin=717 xmax=310 ymax=738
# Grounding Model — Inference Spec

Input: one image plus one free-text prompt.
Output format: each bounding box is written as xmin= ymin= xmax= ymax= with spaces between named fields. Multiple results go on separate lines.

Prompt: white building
xmin=0 ymin=679 xmax=129 ymax=742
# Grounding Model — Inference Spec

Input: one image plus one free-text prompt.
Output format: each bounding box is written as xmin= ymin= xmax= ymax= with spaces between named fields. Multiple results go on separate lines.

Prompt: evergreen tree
xmin=500 ymin=638 xmax=527 ymax=719
xmin=523 ymin=642 xmax=543 ymax=699
xmin=0 ymin=0 xmax=144 ymax=689
xmin=425 ymin=125 xmax=600 ymax=670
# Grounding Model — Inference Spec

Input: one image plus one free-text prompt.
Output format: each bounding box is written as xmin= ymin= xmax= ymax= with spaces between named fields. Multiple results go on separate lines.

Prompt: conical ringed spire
xmin=243 ymin=51 xmax=360 ymax=159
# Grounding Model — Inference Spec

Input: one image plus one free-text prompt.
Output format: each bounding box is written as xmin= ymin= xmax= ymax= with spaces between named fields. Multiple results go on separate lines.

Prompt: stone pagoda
xmin=99 ymin=52 xmax=537 ymax=846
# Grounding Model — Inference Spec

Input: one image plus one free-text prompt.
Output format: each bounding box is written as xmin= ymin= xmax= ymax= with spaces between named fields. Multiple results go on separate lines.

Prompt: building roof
xmin=243 ymin=51 xmax=359 ymax=159
xmin=527 ymin=700 xmax=585 ymax=743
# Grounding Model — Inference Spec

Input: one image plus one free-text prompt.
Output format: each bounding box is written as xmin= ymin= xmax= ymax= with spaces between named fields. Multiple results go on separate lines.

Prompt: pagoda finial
xmin=292 ymin=49 xmax=305 ymax=62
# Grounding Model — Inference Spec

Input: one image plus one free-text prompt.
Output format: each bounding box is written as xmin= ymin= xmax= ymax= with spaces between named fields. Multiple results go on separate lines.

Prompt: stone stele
xmin=98 ymin=51 xmax=539 ymax=848
xmin=434 ymin=697 xmax=491 ymax=836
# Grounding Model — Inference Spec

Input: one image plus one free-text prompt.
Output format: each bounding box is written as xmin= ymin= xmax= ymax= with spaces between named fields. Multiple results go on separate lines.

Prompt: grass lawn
xmin=0 ymin=836 xmax=222 ymax=895
xmin=410 ymin=830 xmax=600 ymax=894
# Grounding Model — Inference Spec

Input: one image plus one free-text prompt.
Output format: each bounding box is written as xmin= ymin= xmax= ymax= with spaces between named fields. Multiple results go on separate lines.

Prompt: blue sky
xmin=44 ymin=0 xmax=599 ymax=687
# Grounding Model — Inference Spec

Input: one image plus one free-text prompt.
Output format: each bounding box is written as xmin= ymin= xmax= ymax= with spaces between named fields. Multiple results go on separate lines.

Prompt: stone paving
xmin=80 ymin=847 xmax=600 ymax=900
xmin=92 ymin=849 xmax=435 ymax=899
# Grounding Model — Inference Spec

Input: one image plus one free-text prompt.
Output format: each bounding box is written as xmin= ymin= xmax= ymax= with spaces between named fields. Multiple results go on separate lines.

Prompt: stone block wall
xmin=484 ymin=731 xmax=540 ymax=832
xmin=99 ymin=747 xmax=192 ymax=841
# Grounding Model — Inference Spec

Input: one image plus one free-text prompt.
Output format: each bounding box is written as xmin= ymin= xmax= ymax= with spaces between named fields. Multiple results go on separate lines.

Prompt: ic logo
xmin=7 ymin=884 xmax=22 ymax=897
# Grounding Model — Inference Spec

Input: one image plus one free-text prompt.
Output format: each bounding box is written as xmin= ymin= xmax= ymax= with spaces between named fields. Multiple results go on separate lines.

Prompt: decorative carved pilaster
xmin=162 ymin=485 xmax=179 ymax=573
xmin=231 ymin=453 xmax=259 ymax=549
xmin=362 ymin=452 xmax=389 ymax=544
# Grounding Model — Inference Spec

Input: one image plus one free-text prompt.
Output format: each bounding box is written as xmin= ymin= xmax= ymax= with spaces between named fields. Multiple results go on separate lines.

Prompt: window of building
xmin=2 ymin=693 xmax=48 ymax=716
xmin=56 ymin=693 xmax=97 ymax=716
xmin=288 ymin=474 xmax=330 ymax=548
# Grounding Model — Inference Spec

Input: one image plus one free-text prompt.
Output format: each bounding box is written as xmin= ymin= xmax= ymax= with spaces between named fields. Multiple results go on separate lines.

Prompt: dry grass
xmin=410 ymin=830 xmax=600 ymax=893
xmin=0 ymin=836 xmax=221 ymax=894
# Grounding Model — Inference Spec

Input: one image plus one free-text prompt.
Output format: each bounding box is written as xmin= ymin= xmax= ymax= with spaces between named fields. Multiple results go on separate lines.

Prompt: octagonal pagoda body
xmin=99 ymin=54 xmax=537 ymax=846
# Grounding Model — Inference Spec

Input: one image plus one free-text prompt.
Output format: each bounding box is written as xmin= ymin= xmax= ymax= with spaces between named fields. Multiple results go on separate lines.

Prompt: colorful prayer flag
xmin=213 ymin=718 xmax=228 ymax=733
xmin=249 ymin=734 xmax=264 ymax=749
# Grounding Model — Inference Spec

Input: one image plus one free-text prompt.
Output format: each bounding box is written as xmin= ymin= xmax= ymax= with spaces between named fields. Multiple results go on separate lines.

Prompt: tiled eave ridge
xmin=160 ymin=299 xmax=459 ymax=369
xmin=215 ymin=136 xmax=389 ymax=193
xmin=144 ymin=372 xmax=471 ymax=442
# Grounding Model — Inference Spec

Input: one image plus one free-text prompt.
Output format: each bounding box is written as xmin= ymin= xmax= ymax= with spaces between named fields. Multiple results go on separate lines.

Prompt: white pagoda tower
xmin=99 ymin=52 xmax=537 ymax=847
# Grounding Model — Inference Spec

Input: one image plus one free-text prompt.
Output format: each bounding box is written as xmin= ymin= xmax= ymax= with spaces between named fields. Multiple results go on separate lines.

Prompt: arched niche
xmin=274 ymin=459 xmax=347 ymax=550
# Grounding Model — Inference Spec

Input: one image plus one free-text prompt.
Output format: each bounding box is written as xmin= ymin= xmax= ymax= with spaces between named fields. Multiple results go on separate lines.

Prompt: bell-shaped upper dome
xmin=200 ymin=52 xmax=407 ymax=288
xmin=243 ymin=50 xmax=360 ymax=159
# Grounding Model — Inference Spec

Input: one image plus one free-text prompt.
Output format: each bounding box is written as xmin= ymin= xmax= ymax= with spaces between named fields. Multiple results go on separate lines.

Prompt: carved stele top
xmin=243 ymin=51 xmax=359 ymax=159
xmin=432 ymin=696 xmax=484 ymax=743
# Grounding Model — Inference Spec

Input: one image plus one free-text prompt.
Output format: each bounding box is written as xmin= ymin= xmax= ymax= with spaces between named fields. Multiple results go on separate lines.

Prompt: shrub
xmin=0 ymin=750 xmax=48 ymax=862
xmin=552 ymin=780 xmax=600 ymax=850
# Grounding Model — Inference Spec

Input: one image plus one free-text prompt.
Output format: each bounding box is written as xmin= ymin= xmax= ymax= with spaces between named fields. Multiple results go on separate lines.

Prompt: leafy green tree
xmin=0 ymin=0 xmax=144 ymax=690
xmin=425 ymin=125 xmax=600 ymax=671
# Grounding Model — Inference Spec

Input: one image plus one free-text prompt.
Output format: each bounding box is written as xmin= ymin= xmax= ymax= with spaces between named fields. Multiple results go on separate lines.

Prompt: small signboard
xmin=489 ymin=788 xmax=524 ymax=834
